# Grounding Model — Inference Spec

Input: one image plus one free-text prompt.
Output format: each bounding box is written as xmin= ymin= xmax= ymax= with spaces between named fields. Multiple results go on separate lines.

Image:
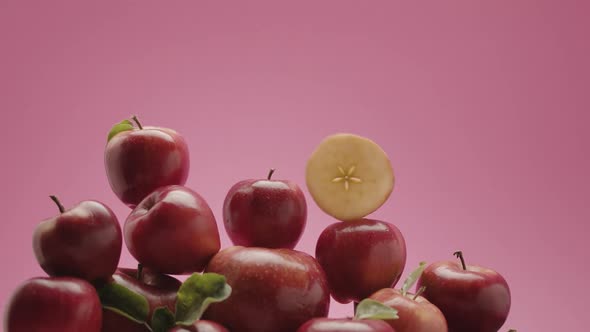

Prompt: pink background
xmin=1 ymin=1 xmax=588 ymax=331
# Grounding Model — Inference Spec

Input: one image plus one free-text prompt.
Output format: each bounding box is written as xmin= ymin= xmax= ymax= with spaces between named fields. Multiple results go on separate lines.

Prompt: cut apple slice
xmin=305 ymin=133 xmax=394 ymax=221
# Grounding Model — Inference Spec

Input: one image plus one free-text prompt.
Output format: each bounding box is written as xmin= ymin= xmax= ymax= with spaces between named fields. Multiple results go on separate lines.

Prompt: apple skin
xmin=417 ymin=261 xmax=511 ymax=332
xmin=105 ymin=125 xmax=190 ymax=207
xmin=169 ymin=321 xmax=229 ymax=332
xmin=315 ymin=219 xmax=407 ymax=303
xmin=297 ymin=318 xmax=396 ymax=332
xmin=3 ymin=277 xmax=102 ymax=332
xmin=203 ymin=246 xmax=330 ymax=332
xmin=33 ymin=199 xmax=122 ymax=282
xmin=369 ymin=288 xmax=447 ymax=332
xmin=101 ymin=267 xmax=181 ymax=332
xmin=223 ymin=171 xmax=307 ymax=249
xmin=125 ymin=185 xmax=221 ymax=274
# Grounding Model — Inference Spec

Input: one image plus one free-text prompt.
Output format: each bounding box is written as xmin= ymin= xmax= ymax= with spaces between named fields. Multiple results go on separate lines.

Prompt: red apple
xmin=417 ymin=251 xmax=511 ymax=332
xmin=204 ymin=246 xmax=330 ymax=332
xmin=101 ymin=267 xmax=181 ymax=332
xmin=223 ymin=169 xmax=307 ymax=249
xmin=3 ymin=277 xmax=102 ymax=332
xmin=297 ymin=318 xmax=395 ymax=332
xmin=315 ymin=219 xmax=406 ymax=304
xmin=125 ymin=185 xmax=220 ymax=274
xmin=105 ymin=116 xmax=190 ymax=207
xmin=169 ymin=321 xmax=229 ymax=332
xmin=32 ymin=196 xmax=122 ymax=282
xmin=369 ymin=288 xmax=447 ymax=332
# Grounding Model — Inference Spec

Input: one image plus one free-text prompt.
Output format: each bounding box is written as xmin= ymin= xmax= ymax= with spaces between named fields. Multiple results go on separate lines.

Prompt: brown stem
xmin=49 ymin=195 xmax=65 ymax=213
xmin=267 ymin=168 xmax=276 ymax=180
xmin=137 ymin=263 xmax=144 ymax=282
xmin=132 ymin=115 xmax=143 ymax=130
xmin=453 ymin=251 xmax=467 ymax=270
xmin=413 ymin=286 xmax=426 ymax=300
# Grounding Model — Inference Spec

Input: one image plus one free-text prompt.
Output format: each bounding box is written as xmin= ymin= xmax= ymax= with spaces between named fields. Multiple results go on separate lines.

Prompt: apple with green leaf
xmin=105 ymin=116 xmax=190 ymax=207
xmin=297 ymin=299 xmax=397 ymax=332
xmin=369 ymin=263 xmax=447 ymax=332
xmin=100 ymin=266 xmax=181 ymax=332
xmin=99 ymin=272 xmax=231 ymax=332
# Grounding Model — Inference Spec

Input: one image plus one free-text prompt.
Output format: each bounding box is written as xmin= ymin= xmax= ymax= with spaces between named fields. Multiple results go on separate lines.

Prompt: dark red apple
xmin=32 ymin=196 xmax=122 ymax=282
xmin=369 ymin=288 xmax=447 ymax=332
xmin=125 ymin=185 xmax=220 ymax=274
xmin=3 ymin=277 xmax=102 ymax=332
xmin=297 ymin=318 xmax=395 ymax=332
xmin=101 ymin=267 xmax=181 ymax=332
xmin=169 ymin=321 xmax=229 ymax=332
xmin=417 ymin=251 xmax=511 ymax=332
xmin=223 ymin=169 xmax=307 ymax=249
xmin=315 ymin=219 xmax=406 ymax=304
xmin=105 ymin=116 xmax=190 ymax=207
xmin=204 ymin=246 xmax=330 ymax=332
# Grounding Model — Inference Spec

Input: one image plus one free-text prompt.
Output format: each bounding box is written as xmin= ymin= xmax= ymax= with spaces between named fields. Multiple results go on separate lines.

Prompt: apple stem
xmin=413 ymin=286 xmax=426 ymax=300
xmin=137 ymin=263 xmax=144 ymax=282
xmin=49 ymin=195 xmax=65 ymax=213
xmin=453 ymin=251 xmax=467 ymax=270
xmin=267 ymin=168 xmax=275 ymax=180
xmin=143 ymin=322 xmax=154 ymax=332
xmin=132 ymin=115 xmax=143 ymax=130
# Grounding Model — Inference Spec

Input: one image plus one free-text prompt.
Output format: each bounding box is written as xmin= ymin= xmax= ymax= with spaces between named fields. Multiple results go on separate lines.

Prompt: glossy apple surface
xmin=204 ymin=246 xmax=330 ymax=332
xmin=169 ymin=321 xmax=229 ymax=332
xmin=315 ymin=219 xmax=406 ymax=303
xmin=33 ymin=197 xmax=122 ymax=282
xmin=369 ymin=288 xmax=447 ymax=332
xmin=4 ymin=277 xmax=102 ymax=332
xmin=223 ymin=169 xmax=307 ymax=249
xmin=101 ymin=267 xmax=181 ymax=332
xmin=417 ymin=257 xmax=511 ymax=332
xmin=125 ymin=185 xmax=220 ymax=274
xmin=297 ymin=318 xmax=395 ymax=332
xmin=105 ymin=119 xmax=190 ymax=207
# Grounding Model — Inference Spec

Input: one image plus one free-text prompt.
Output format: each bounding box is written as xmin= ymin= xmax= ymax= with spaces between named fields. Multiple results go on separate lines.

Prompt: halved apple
xmin=305 ymin=133 xmax=394 ymax=221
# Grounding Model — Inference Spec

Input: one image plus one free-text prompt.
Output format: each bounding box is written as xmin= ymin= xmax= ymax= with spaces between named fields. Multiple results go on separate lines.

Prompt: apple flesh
xmin=125 ymin=185 xmax=221 ymax=274
xmin=204 ymin=246 xmax=330 ymax=332
xmin=33 ymin=196 xmax=122 ymax=282
xmin=169 ymin=321 xmax=229 ymax=332
xmin=223 ymin=169 xmax=307 ymax=249
xmin=101 ymin=267 xmax=181 ymax=332
xmin=297 ymin=318 xmax=395 ymax=332
xmin=105 ymin=117 xmax=190 ymax=207
xmin=369 ymin=288 xmax=447 ymax=332
xmin=306 ymin=133 xmax=395 ymax=221
xmin=3 ymin=277 xmax=102 ymax=332
xmin=315 ymin=219 xmax=406 ymax=303
xmin=417 ymin=252 xmax=511 ymax=332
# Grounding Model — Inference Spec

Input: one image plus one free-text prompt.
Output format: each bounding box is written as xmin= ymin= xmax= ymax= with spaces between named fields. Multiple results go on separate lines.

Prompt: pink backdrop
xmin=1 ymin=1 xmax=588 ymax=331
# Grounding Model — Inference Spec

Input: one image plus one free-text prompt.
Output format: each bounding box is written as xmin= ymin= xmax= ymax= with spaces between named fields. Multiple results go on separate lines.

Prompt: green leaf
xmin=98 ymin=282 xmax=149 ymax=324
xmin=401 ymin=261 xmax=427 ymax=296
xmin=174 ymin=272 xmax=232 ymax=325
xmin=107 ymin=119 xmax=134 ymax=142
xmin=151 ymin=307 xmax=175 ymax=332
xmin=354 ymin=299 xmax=399 ymax=320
